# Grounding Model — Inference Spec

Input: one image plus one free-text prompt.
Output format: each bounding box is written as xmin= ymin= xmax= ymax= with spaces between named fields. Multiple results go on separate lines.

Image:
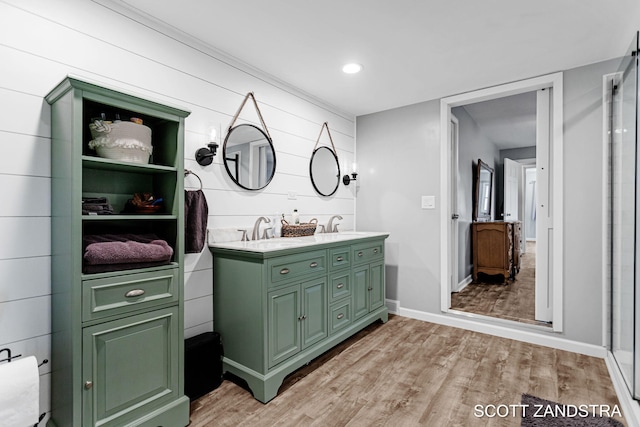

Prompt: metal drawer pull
xmin=309 ymin=262 xmax=318 ymax=268
xmin=84 ymin=381 xmax=93 ymax=390
xmin=358 ymin=251 xmax=363 ymax=257
xmin=125 ymin=289 xmax=145 ymax=298
xmin=336 ymin=256 xmax=344 ymax=262
xmin=280 ymin=268 xmax=290 ymax=275
xmin=373 ymin=248 xmax=379 ymax=254
xmin=337 ymin=313 xmax=344 ymax=320
xmin=336 ymin=283 xmax=344 ymax=289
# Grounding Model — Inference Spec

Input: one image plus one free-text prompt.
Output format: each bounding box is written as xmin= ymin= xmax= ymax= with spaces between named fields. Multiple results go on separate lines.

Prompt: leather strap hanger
xmin=312 ymin=122 xmax=337 ymax=154
xmin=228 ymin=92 xmax=271 ymax=139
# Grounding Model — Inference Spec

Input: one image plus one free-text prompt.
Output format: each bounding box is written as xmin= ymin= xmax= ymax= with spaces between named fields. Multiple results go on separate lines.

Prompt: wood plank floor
xmin=188 ymin=315 xmax=625 ymax=426
xmin=450 ymin=242 xmax=546 ymax=327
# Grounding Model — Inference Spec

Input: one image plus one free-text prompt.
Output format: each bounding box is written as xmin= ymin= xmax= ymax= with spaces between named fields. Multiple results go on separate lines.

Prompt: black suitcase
xmin=184 ymin=331 xmax=223 ymax=400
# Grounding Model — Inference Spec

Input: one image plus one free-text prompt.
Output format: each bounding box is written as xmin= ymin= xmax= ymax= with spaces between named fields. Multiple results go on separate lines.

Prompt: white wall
xmin=0 ymin=0 xmax=354 ymax=421
xmin=356 ymin=57 xmax=620 ymax=346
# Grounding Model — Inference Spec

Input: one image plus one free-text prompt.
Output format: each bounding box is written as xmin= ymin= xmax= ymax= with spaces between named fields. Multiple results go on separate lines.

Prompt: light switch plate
xmin=421 ymin=195 xmax=435 ymax=209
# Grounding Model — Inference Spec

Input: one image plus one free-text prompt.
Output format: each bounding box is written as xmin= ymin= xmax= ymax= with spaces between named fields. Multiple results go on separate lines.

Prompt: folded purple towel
xmin=84 ymin=237 xmax=173 ymax=265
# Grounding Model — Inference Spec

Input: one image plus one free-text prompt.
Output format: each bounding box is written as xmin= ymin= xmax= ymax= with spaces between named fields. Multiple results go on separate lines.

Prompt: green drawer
xmin=83 ymin=268 xmax=179 ymax=322
xmin=330 ymin=271 xmax=351 ymax=302
xmin=268 ymin=250 xmax=327 ymax=286
xmin=329 ymin=299 xmax=352 ymax=335
xmin=352 ymin=241 xmax=384 ymax=265
xmin=329 ymin=246 xmax=351 ymax=270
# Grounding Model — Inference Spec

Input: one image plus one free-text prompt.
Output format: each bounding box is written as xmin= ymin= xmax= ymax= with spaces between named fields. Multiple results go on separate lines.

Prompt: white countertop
xmin=208 ymin=231 xmax=389 ymax=253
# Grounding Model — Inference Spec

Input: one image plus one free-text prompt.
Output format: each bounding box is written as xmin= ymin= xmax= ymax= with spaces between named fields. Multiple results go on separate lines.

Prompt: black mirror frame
xmin=309 ymin=146 xmax=341 ymax=197
xmin=473 ymin=158 xmax=494 ymax=222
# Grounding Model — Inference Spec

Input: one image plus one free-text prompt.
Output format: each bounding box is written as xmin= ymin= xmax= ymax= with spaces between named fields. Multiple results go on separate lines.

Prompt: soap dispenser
xmin=292 ymin=209 xmax=300 ymax=224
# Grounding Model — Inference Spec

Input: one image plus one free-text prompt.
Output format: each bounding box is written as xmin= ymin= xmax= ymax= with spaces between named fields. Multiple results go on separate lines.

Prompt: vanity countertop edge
xmin=208 ymin=231 xmax=390 ymax=259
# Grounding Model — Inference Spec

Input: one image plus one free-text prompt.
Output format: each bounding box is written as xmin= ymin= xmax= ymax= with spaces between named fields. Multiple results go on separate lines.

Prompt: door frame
xmin=439 ymin=72 xmax=564 ymax=332
xmin=450 ymin=114 xmax=460 ymax=291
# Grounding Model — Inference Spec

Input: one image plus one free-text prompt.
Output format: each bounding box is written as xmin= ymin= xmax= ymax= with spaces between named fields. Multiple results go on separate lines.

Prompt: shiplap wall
xmin=0 ymin=0 xmax=355 ymax=421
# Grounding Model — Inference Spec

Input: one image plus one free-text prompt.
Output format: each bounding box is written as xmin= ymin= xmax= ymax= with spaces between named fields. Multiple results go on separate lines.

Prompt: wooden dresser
xmin=472 ymin=221 xmax=521 ymax=282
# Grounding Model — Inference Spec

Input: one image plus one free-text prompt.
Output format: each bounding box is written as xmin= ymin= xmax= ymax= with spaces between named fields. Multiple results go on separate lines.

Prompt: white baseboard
xmin=396 ymin=306 xmax=608 ymax=359
xmin=454 ymin=275 xmax=473 ymax=293
xmin=605 ymin=352 xmax=640 ymax=426
xmin=385 ymin=299 xmax=399 ymax=315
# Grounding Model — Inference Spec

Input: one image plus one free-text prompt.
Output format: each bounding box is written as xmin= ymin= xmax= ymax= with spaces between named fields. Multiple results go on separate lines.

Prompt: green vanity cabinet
xmin=352 ymin=241 xmax=385 ymax=319
xmin=353 ymin=261 xmax=385 ymax=319
xmin=210 ymin=233 xmax=389 ymax=403
xmin=46 ymin=76 xmax=190 ymax=427
xmin=267 ymin=277 xmax=327 ymax=368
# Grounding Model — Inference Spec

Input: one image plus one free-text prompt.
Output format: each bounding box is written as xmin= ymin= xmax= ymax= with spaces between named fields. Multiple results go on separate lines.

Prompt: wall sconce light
xmin=342 ymin=163 xmax=358 ymax=185
xmin=195 ymin=126 xmax=219 ymax=166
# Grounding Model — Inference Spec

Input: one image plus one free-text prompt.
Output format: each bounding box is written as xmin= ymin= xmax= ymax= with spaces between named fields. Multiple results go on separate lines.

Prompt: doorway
xmin=439 ymin=73 xmax=564 ymax=332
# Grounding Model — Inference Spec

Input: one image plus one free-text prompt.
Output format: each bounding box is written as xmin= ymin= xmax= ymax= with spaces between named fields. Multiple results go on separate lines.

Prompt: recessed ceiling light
xmin=342 ymin=63 xmax=363 ymax=74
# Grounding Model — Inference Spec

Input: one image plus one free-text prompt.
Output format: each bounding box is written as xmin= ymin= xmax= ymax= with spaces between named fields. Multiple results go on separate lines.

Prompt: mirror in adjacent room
xmin=223 ymin=123 xmax=276 ymax=191
xmin=310 ymin=146 xmax=340 ymax=196
xmin=310 ymin=122 xmax=341 ymax=196
xmin=473 ymin=159 xmax=494 ymax=222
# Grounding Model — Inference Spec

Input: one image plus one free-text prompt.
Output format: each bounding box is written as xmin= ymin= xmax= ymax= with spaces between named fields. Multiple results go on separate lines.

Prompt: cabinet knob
xmin=298 ymin=314 xmax=307 ymax=321
xmin=336 ymin=256 xmax=344 ymax=262
xmin=358 ymin=251 xmax=363 ymax=257
xmin=309 ymin=262 xmax=318 ymax=268
xmin=124 ymin=289 xmax=145 ymax=298
xmin=336 ymin=313 xmax=344 ymax=320
xmin=280 ymin=268 xmax=290 ymax=275
xmin=336 ymin=283 xmax=344 ymax=289
xmin=373 ymin=249 xmax=379 ymax=254
xmin=368 ymin=287 xmax=373 ymax=291
xmin=84 ymin=381 xmax=93 ymax=390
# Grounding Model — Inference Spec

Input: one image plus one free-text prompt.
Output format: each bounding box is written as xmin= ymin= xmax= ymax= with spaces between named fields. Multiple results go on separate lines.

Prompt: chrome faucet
xmin=327 ymin=215 xmax=343 ymax=233
xmin=251 ymin=216 xmax=271 ymax=240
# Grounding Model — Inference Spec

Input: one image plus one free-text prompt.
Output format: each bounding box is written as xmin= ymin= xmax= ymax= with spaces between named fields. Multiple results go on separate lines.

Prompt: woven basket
xmin=281 ymin=218 xmax=317 ymax=237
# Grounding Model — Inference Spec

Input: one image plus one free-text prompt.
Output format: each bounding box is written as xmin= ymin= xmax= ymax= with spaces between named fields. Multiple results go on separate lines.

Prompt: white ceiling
xmin=115 ymin=0 xmax=639 ymax=117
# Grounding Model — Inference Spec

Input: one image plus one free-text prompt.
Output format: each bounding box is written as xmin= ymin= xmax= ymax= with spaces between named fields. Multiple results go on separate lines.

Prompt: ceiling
xmin=455 ymin=92 xmax=537 ymax=150
xmin=115 ymin=0 xmax=639 ymax=117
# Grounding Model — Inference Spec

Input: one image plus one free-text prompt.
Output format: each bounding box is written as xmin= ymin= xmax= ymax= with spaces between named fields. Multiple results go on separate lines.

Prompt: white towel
xmin=0 ymin=356 xmax=40 ymax=427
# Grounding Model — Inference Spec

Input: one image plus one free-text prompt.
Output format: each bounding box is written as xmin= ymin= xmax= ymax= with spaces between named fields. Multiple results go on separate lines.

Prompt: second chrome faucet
xmin=326 ymin=215 xmax=342 ymax=233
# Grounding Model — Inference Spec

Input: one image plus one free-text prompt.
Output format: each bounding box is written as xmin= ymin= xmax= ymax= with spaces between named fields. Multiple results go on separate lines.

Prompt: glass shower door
xmin=610 ymin=31 xmax=639 ymax=398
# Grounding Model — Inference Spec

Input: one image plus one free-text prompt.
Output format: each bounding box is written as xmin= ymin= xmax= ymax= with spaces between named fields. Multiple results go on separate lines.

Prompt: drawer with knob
xmin=330 ymin=271 xmax=351 ymax=302
xmin=329 ymin=246 xmax=351 ymax=271
xmin=82 ymin=268 xmax=179 ymax=322
xmin=268 ymin=250 xmax=327 ymax=285
xmin=351 ymin=242 xmax=384 ymax=265
xmin=329 ymin=299 xmax=352 ymax=335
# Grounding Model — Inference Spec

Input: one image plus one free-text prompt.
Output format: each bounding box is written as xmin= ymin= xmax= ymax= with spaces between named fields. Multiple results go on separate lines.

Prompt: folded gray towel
xmin=83 ymin=234 xmax=173 ymax=265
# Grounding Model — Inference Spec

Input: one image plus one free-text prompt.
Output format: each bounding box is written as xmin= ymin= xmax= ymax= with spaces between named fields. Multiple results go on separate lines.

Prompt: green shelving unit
xmin=46 ymin=76 xmax=190 ymax=427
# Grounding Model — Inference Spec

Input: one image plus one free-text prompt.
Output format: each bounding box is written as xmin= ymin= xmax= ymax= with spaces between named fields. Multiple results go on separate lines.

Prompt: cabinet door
xmin=369 ymin=261 xmax=385 ymax=311
xmin=82 ymin=307 xmax=180 ymax=427
xmin=301 ymin=278 xmax=327 ymax=349
xmin=353 ymin=265 xmax=369 ymax=320
xmin=268 ymin=284 xmax=301 ymax=368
